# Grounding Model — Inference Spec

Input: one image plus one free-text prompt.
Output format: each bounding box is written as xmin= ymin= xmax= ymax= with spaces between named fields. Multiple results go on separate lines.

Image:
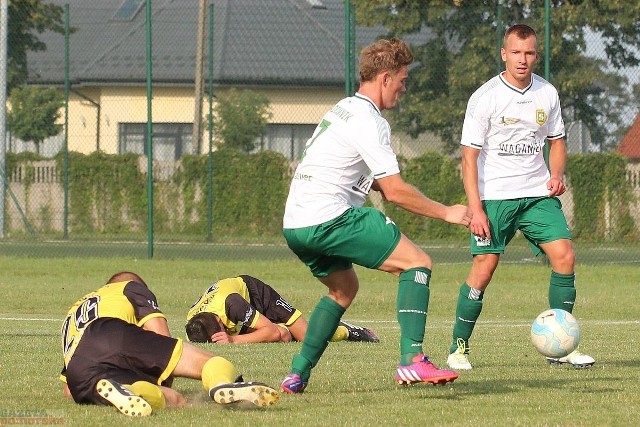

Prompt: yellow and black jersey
xmin=61 ymin=280 xmax=165 ymax=368
xmin=186 ymin=275 xmax=302 ymax=337
xmin=186 ymin=276 xmax=259 ymax=335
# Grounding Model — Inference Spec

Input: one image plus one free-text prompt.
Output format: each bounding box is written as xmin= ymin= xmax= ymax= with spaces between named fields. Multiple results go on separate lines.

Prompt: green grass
xmin=0 ymin=256 xmax=638 ymax=426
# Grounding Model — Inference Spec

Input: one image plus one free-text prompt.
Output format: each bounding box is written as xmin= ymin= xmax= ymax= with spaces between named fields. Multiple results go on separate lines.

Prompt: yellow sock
xmin=125 ymin=381 xmax=166 ymax=410
xmin=201 ymin=356 xmax=237 ymax=391
xmin=329 ymin=325 xmax=349 ymax=342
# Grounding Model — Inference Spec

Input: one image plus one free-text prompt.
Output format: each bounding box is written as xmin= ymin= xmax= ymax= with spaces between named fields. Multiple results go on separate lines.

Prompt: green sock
xmin=449 ymin=282 xmax=483 ymax=354
xmin=292 ymin=296 xmax=345 ymax=381
xmin=397 ymin=267 xmax=431 ymax=365
xmin=549 ymin=271 xmax=576 ymax=313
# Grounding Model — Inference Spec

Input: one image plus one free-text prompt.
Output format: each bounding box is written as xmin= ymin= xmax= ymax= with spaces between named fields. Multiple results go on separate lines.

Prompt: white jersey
xmin=460 ymin=73 xmax=565 ymax=200
xmin=283 ymin=93 xmax=400 ymax=228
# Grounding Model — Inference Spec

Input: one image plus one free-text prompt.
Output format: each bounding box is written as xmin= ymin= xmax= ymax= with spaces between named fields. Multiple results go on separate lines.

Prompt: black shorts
xmin=241 ymin=275 xmax=301 ymax=326
xmin=65 ymin=318 xmax=182 ymax=405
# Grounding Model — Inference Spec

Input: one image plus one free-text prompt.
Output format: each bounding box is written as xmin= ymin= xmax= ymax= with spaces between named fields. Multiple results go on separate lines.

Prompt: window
xmin=113 ymin=0 xmax=145 ymax=21
xmin=258 ymin=124 xmax=316 ymax=160
xmin=119 ymin=123 xmax=193 ymax=161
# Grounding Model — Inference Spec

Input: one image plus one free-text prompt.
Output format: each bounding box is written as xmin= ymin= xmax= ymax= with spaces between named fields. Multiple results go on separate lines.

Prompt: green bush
xmin=5 ymin=150 xmax=638 ymax=243
xmin=566 ymin=153 xmax=637 ymax=241
xmin=384 ymin=151 xmax=468 ymax=241
xmin=170 ymin=149 xmax=291 ymax=239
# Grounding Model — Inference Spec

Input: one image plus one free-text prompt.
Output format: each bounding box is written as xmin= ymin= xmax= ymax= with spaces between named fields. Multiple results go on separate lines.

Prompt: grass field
xmin=0 ymin=256 xmax=638 ymax=426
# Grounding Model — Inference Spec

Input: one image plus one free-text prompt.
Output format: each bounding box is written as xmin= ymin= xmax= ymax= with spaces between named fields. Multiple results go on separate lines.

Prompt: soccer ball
xmin=530 ymin=309 xmax=580 ymax=358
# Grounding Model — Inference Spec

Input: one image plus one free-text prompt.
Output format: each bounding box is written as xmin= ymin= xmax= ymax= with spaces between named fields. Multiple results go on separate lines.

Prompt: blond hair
xmin=359 ymin=38 xmax=413 ymax=83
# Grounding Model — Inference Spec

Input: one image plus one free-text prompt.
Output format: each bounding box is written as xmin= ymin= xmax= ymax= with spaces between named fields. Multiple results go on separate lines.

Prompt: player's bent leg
xmin=539 ymin=239 xmax=575 ymax=274
xmin=286 ymin=316 xmax=309 ymax=342
xmin=377 ymin=234 xmax=432 ymax=275
xmin=95 ymin=379 xmax=152 ymax=417
xmin=124 ymin=381 xmax=168 ymax=410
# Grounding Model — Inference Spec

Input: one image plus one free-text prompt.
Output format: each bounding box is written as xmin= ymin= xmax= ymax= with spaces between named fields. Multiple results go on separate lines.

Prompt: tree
xmin=8 ymin=0 xmax=64 ymax=91
xmin=212 ymin=89 xmax=272 ymax=152
xmin=355 ymin=0 xmax=640 ymax=153
xmin=7 ymin=87 xmax=63 ymax=154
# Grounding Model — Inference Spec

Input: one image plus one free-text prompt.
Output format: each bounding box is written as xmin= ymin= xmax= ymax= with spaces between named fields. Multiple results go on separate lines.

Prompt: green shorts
xmin=283 ymin=207 xmax=401 ymax=277
xmin=470 ymin=196 xmax=572 ymax=256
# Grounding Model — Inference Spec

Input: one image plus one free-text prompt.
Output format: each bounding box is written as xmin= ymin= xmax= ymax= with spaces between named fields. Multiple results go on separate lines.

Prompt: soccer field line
xmin=1 ymin=316 xmax=638 ymax=328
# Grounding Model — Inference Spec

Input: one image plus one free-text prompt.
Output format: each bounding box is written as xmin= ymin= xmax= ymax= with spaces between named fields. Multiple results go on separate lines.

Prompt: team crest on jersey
xmin=536 ymin=110 xmax=547 ymax=125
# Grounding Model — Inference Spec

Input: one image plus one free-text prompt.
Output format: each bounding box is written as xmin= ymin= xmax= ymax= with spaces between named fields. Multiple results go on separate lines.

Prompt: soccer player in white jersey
xmin=446 ymin=24 xmax=595 ymax=371
xmin=280 ymin=38 xmax=473 ymax=394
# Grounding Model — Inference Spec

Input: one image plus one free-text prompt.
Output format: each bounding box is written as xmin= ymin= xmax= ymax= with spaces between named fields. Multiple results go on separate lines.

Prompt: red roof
xmin=618 ymin=113 xmax=640 ymax=160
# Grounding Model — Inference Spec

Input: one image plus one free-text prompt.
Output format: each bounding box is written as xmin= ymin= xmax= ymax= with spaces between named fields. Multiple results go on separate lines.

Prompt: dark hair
xmin=107 ymin=271 xmax=147 ymax=286
xmin=503 ymin=24 xmax=537 ymax=46
xmin=359 ymin=37 xmax=413 ymax=83
xmin=185 ymin=312 xmax=223 ymax=342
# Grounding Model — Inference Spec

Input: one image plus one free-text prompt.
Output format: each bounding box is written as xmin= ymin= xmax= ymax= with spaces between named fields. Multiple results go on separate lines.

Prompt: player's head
xmin=501 ymin=24 xmax=538 ymax=88
xmin=185 ymin=312 xmax=223 ymax=342
xmin=107 ymin=271 xmax=147 ymax=286
xmin=358 ymin=38 xmax=413 ymax=110
xmin=359 ymin=38 xmax=413 ymax=82
xmin=502 ymin=23 xmax=537 ymax=48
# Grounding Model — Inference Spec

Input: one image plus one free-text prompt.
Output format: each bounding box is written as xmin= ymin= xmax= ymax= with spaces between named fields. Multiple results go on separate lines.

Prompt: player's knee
xmin=561 ymin=249 xmax=575 ymax=270
xmin=409 ymin=251 xmax=432 ymax=270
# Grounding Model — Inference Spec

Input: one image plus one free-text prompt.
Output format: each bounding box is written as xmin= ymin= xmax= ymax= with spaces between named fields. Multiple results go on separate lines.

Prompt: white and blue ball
xmin=530 ymin=309 xmax=580 ymax=358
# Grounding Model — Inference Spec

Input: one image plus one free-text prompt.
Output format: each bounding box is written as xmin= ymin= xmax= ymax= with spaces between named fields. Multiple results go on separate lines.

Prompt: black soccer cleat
xmin=340 ymin=321 xmax=380 ymax=343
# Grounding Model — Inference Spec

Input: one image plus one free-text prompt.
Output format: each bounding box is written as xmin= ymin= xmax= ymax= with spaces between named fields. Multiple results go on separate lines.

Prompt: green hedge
xmin=5 ymin=151 xmax=638 ymax=243
xmin=171 ymin=149 xmax=290 ymax=239
xmin=566 ymin=153 xmax=637 ymax=241
xmin=384 ymin=151 xmax=468 ymax=241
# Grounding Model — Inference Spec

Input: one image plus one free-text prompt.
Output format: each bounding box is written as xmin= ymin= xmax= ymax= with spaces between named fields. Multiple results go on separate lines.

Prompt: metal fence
xmin=1 ymin=0 xmax=639 ymax=263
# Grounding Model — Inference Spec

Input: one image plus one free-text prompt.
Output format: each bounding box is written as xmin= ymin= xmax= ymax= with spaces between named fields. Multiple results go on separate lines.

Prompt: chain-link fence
xmin=2 ymin=0 xmax=639 ymax=262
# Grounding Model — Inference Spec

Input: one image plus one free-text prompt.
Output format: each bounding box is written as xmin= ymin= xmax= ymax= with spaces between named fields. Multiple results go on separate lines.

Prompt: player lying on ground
xmin=60 ymin=271 xmax=279 ymax=417
xmin=185 ymin=275 xmax=379 ymax=344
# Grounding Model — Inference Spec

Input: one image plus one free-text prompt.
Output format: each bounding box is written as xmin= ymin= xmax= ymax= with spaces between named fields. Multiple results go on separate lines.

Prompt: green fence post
xmin=146 ymin=0 xmax=154 ymax=258
xmin=207 ymin=3 xmax=214 ymax=241
xmin=63 ymin=3 xmax=70 ymax=239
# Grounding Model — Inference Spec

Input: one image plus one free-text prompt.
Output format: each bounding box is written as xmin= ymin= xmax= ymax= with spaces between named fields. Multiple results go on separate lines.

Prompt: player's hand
xmin=547 ymin=177 xmax=566 ymax=197
xmin=469 ymin=208 xmax=491 ymax=240
xmin=445 ymin=204 xmax=473 ymax=227
xmin=211 ymin=331 xmax=232 ymax=343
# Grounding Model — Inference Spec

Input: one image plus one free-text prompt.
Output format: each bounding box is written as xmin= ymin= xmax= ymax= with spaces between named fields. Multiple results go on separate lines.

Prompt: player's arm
xmin=142 ymin=316 xmax=171 ymax=337
xmin=213 ymin=293 xmax=284 ymax=343
xmin=62 ymin=381 xmax=71 ymax=397
xmin=124 ymin=281 xmax=170 ymax=337
xmin=546 ymin=137 xmax=567 ymax=197
xmin=375 ymin=173 xmax=471 ymax=227
xmin=462 ymin=145 xmax=490 ymax=239
xmin=216 ymin=314 xmax=289 ymax=343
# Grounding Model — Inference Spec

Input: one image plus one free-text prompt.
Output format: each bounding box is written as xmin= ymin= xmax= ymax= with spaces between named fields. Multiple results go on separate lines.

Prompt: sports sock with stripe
xmin=549 ymin=271 xmax=576 ymax=313
xmin=397 ymin=267 xmax=431 ymax=365
xmin=449 ymin=282 xmax=484 ymax=354
xmin=292 ymin=295 xmax=345 ymax=381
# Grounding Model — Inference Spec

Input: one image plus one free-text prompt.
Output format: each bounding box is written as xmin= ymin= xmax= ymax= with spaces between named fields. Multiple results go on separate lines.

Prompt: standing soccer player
xmin=280 ymin=38 xmax=472 ymax=394
xmin=446 ymin=24 xmax=595 ymax=370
